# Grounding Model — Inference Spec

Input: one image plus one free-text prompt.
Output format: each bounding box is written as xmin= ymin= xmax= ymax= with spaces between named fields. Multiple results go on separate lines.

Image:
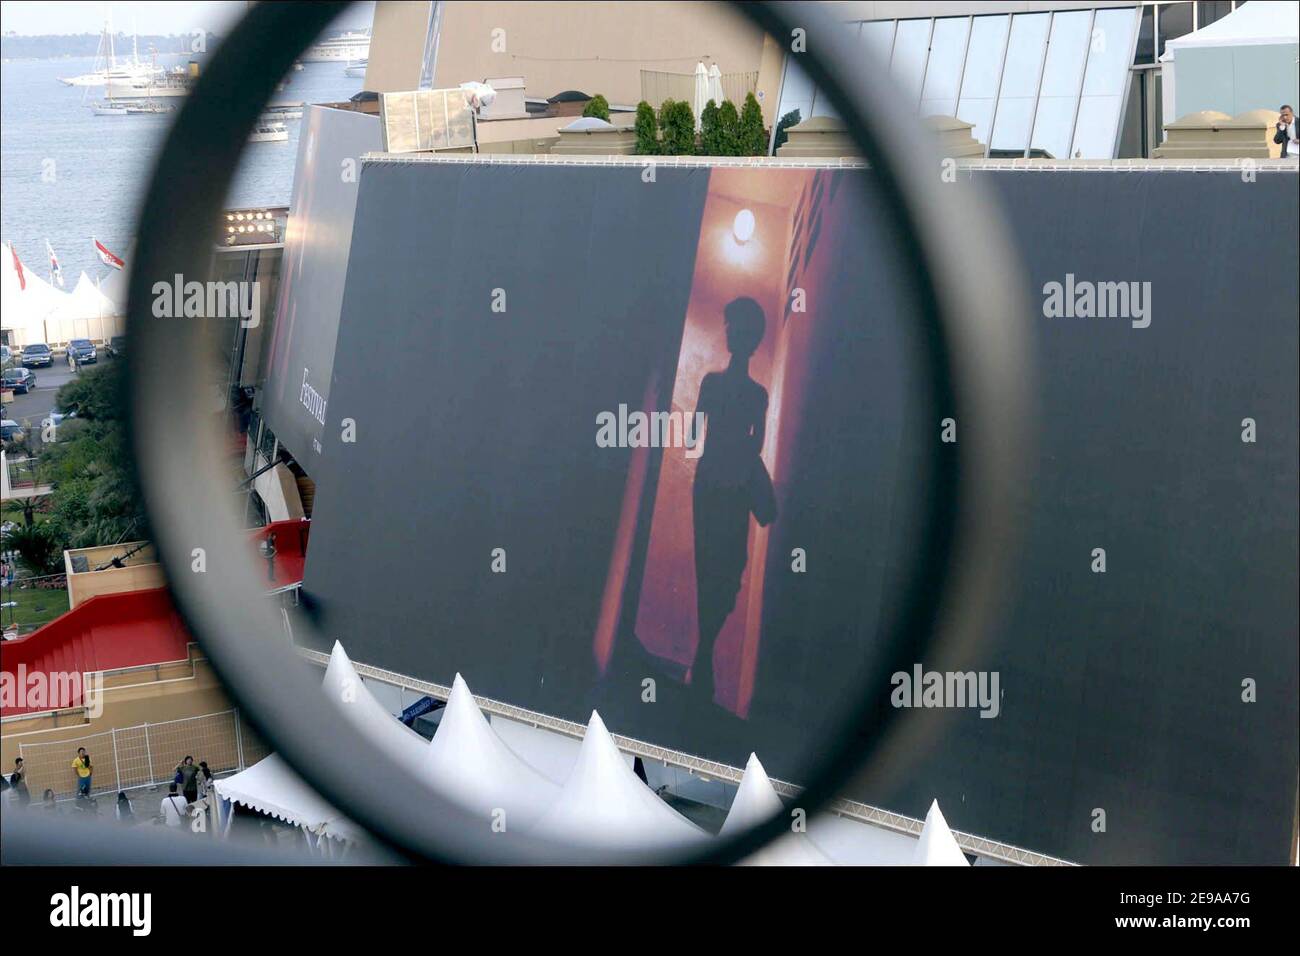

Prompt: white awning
xmin=1165 ymin=1 xmax=1299 ymax=50
xmin=214 ymin=754 xmax=364 ymax=842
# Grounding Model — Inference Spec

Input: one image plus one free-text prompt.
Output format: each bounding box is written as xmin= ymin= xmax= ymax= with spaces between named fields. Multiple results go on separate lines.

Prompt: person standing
xmin=9 ymin=756 xmax=30 ymax=807
xmin=71 ymin=747 xmax=92 ymax=797
xmin=116 ymin=791 xmax=135 ymax=824
xmin=175 ymin=755 xmax=200 ymax=804
xmin=160 ymin=783 xmax=187 ymax=827
xmin=1274 ymin=105 xmax=1299 ymax=158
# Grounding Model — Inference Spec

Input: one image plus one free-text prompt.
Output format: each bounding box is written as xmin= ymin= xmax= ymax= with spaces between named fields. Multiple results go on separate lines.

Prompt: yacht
xmin=249 ymin=122 xmax=289 ymax=144
xmin=302 ymin=30 xmax=371 ymax=62
xmin=59 ymin=13 xmax=161 ymax=87
xmin=344 ymin=58 xmax=369 ymax=79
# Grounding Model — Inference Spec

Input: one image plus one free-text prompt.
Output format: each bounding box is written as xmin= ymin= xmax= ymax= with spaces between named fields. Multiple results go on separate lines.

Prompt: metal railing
xmin=16 ymin=708 xmax=270 ymax=802
xmin=639 ymin=69 xmax=758 ymax=110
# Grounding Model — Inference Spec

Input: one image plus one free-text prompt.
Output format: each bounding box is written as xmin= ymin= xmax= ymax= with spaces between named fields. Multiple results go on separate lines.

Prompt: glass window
xmin=1073 ymin=7 xmax=1140 ymax=158
xmin=1196 ymin=2 xmax=1234 ymax=30
xmin=920 ymin=16 xmax=972 ymax=117
xmin=990 ymin=12 xmax=1050 ymax=156
xmin=1030 ymin=11 xmax=1093 ymax=159
xmin=1157 ymin=2 xmax=1194 ymax=57
xmin=890 ymin=19 xmax=932 ymax=109
xmin=859 ymin=19 xmax=896 ymax=69
xmin=776 ymin=58 xmax=815 ymax=129
xmin=1134 ymin=4 xmax=1155 ymax=64
xmin=956 ymin=15 xmax=1011 ymax=147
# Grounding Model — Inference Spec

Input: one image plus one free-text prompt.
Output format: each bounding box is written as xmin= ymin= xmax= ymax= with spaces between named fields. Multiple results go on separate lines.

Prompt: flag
xmin=9 ymin=243 xmax=25 ymax=291
xmin=93 ymin=237 xmax=125 ymax=270
xmin=46 ymin=239 xmax=64 ymax=288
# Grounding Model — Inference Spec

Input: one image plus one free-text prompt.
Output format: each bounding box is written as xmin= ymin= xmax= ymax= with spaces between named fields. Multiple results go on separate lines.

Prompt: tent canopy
xmin=321 ymin=640 xmax=429 ymax=757
xmin=423 ymin=673 xmax=560 ymax=828
xmin=913 ymin=800 xmax=970 ymax=866
xmin=720 ymin=753 xmax=832 ymax=866
xmin=214 ymin=753 xmax=364 ymax=842
xmin=1165 ymin=1 xmax=1299 ymax=51
xmin=531 ymin=711 xmax=707 ymax=849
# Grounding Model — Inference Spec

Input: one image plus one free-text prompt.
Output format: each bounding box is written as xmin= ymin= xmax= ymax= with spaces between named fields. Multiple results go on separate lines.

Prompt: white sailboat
xmin=60 ymin=9 xmax=160 ymax=88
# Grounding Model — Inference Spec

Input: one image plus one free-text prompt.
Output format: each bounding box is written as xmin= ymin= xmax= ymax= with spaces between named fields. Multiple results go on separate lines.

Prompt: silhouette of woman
xmin=690 ymin=297 xmax=774 ymax=704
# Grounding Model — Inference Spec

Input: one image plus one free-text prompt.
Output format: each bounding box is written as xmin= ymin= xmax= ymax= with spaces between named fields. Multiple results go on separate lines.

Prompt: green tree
xmin=740 ymin=92 xmax=766 ymax=155
xmin=717 ymin=99 xmax=741 ymax=156
xmin=4 ymin=522 xmax=63 ymax=576
xmin=634 ymin=100 xmax=658 ymax=154
xmin=658 ymin=99 xmax=696 ymax=156
xmin=698 ymin=99 xmax=721 ymax=155
xmin=36 ymin=362 xmax=146 ymax=553
xmin=773 ymin=108 xmax=802 ymax=152
xmin=582 ymin=94 xmax=610 ymax=122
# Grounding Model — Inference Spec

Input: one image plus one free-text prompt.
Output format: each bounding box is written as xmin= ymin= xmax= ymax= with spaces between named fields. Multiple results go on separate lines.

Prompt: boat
xmin=59 ymin=11 xmax=161 ymax=87
xmin=92 ymin=101 xmax=128 ymax=116
xmin=344 ymin=58 xmax=369 ymax=79
xmin=302 ymin=30 xmax=371 ymax=62
xmin=126 ymin=101 xmax=174 ymax=115
xmin=249 ymin=123 xmax=289 ymax=143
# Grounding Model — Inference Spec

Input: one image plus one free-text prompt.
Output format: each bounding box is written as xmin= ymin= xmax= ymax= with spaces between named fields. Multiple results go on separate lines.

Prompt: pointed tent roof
xmin=912 ymin=800 xmax=970 ymax=866
xmin=531 ymin=711 xmax=707 ymax=849
xmin=1 ymin=242 xmax=69 ymax=333
xmin=321 ymin=641 xmax=428 ymax=758
xmin=423 ymin=673 xmax=560 ymax=829
xmin=720 ymin=753 xmax=832 ymax=865
xmin=49 ymin=271 xmax=116 ymax=320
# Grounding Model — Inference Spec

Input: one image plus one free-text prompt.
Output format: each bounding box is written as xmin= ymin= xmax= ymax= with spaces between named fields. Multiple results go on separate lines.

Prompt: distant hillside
xmin=1 ymin=33 xmax=218 ymax=60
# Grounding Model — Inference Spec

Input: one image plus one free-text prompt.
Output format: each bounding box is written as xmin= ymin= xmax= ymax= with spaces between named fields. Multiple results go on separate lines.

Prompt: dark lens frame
xmin=121 ymin=0 xmax=1031 ymax=864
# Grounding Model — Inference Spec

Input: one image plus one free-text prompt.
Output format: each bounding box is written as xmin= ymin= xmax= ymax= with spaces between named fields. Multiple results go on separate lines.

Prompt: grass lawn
xmin=1 ymin=586 xmax=69 ymax=634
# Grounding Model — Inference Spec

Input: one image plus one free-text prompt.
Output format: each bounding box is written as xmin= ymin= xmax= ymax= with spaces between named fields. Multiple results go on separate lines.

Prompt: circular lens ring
xmin=126 ymin=0 xmax=1031 ymax=864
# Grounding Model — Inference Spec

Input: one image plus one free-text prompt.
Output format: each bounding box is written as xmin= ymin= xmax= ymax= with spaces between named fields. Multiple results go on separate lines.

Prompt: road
xmin=1 ymin=357 xmax=94 ymax=428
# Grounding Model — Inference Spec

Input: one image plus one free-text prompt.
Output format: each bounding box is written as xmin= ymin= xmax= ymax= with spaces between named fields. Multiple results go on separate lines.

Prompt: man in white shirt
xmin=160 ymin=783 xmax=188 ymax=827
xmin=1274 ymin=105 xmax=1298 ymax=158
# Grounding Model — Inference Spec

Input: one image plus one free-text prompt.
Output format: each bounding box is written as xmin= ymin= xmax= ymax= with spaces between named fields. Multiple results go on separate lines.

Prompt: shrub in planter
xmin=582 ymin=94 xmax=611 ymax=122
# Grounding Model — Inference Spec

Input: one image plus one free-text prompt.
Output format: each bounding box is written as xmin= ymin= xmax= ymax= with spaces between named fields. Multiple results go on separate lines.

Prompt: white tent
xmin=321 ymin=641 xmax=429 ymax=758
xmin=1 ymin=242 xmax=68 ymax=344
xmin=214 ymin=753 xmax=364 ymax=843
xmin=49 ymin=271 xmax=116 ymax=322
xmin=719 ymin=753 xmax=832 ymax=866
xmin=692 ymin=61 xmax=710 ymax=131
xmin=1161 ymin=1 xmax=1300 ymax=122
xmin=423 ymin=673 xmax=560 ymax=829
xmin=912 ymin=800 xmax=970 ymax=866
xmin=531 ymin=711 xmax=707 ymax=849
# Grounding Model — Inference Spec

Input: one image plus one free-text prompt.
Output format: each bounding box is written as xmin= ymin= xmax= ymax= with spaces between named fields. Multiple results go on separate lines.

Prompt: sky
xmin=0 ymin=1 xmax=374 ymax=36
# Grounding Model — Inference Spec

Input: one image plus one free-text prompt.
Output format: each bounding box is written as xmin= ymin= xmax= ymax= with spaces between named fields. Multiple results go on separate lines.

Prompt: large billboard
xmin=301 ymin=159 xmax=1298 ymax=865
xmin=259 ymin=105 xmax=381 ymax=462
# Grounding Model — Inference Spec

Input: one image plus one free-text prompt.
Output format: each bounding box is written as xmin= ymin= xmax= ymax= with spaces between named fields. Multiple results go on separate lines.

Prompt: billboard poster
xmin=259 ymin=105 xmax=381 ymax=462
xmin=302 ymin=159 xmax=1298 ymax=865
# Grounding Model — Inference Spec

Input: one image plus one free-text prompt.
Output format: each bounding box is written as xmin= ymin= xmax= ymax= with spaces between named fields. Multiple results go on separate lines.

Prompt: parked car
xmin=105 ymin=336 xmax=127 ymax=359
xmin=1 ymin=419 xmax=26 ymax=443
xmin=66 ymin=338 xmax=98 ymax=366
xmin=1 ymin=367 xmax=36 ymax=393
xmin=20 ymin=343 xmax=52 ymax=367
